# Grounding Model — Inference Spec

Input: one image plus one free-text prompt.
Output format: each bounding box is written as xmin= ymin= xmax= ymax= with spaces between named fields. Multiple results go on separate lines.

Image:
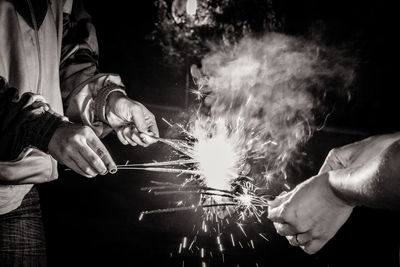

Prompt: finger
xmin=267 ymin=191 xmax=290 ymax=207
xmin=286 ymin=235 xmax=300 ymax=246
xmin=296 ymin=232 xmax=313 ymax=246
xmin=144 ymin=110 xmax=159 ymax=138
xmin=131 ymin=107 xmax=148 ymax=133
xmin=79 ymin=143 xmax=108 ymax=175
xmin=64 ymin=157 xmax=94 ymax=178
xmin=120 ymin=126 xmax=137 ymax=147
xmin=87 ymin=137 xmax=117 ymax=174
xmin=301 ymin=239 xmax=325 ymax=255
xmin=274 ymin=222 xmax=297 ymax=236
xmin=123 ymin=126 xmax=145 ymax=147
xmin=146 ymin=122 xmax=159 ymax=139
xmin=139 ymin=132 xmax=158 ymax=145
xmin=116 ymin=128 xmax=129 ymax=145
xmin=69 ymin=153 xmax=97 ymax=178
xmin=267 ymin=206 xmax=287 ymax=223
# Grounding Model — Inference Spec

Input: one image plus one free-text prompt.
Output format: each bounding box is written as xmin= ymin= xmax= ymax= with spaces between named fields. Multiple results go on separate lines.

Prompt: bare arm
xmin=328 ymin=137 xmax=400 ymax=209
xmin=267 ymin=132 xmax=400 ymax=254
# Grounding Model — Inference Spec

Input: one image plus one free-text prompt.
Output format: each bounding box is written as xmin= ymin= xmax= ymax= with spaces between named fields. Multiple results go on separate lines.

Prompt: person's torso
xmin=0 ymin=0 xmax=73 ymax=214
xmin=0 ymin=0 xmax=69 ymax=114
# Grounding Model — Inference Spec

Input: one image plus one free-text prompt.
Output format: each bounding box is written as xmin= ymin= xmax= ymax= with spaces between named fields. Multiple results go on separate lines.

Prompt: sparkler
xmin=121 ymin=116 xmax=274 ymax=265
xmin=123 ymin=33 xmax=354 ymax=264
xmin=125 ymin=119 xmax=272 ymax=222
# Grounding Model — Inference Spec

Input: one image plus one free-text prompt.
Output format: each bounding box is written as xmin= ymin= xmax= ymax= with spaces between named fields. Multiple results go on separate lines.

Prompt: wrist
xmin=26 ymin=111 xmax=71 ymax=154
xmin=105 ymin=91 xmax=125 ymax=118
xmin=327 ymin=169 xmax=357 ymax=208
xmin=94 ymin=83 xmax=126 ymax=124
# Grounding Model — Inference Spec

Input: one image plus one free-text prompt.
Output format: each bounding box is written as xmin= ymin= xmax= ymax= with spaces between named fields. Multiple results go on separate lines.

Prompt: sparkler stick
xmin=153 ymin=190 xmax=201 ymax=196
xmin=125 ymin=159 xmax=197 ymax=167
xmin=140 ymin=203 xmax=237 ymax=216
xmin=150 ymin=190 xmax=235 ymax=199
xmin=118 ymin=167 xmax=202 ymax=175
xmin=156 ymin=138 xmax=195 ymax=158
xmin=141 ymin=185 xmax=199 ymax=191
xmin=141 ymin=184 xmax=240 ymax=198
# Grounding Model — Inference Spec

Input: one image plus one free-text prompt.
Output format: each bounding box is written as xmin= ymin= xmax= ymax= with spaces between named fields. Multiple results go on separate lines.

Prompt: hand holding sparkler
xmin=268 ymin=132 xmax=400 ymax=254
xmin=49 ymin=123 xmax=117 ymax=178
xmin=267 ymin=173 xmax=353 ymax=254
xmin=105 ymin=92 xmax=159 ymax=147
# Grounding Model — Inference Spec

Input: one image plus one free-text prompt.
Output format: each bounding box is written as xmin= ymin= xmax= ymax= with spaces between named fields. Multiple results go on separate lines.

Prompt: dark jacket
xmin=0 ymin=0 xmax=125 ymax=214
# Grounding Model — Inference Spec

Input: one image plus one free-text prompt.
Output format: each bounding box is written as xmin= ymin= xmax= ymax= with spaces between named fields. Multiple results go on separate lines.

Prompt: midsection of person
xmin=0 ymin=0 xmax=67 ymax=214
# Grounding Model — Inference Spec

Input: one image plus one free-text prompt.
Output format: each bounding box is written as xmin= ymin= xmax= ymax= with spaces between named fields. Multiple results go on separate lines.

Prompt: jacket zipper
xmin=26 ymin=0 xmax=42 ymax=94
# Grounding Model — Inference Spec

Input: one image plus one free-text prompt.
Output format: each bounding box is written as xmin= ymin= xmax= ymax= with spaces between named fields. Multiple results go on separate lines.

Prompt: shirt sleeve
xmin=60 ymin=0 xmax=126 ymax=138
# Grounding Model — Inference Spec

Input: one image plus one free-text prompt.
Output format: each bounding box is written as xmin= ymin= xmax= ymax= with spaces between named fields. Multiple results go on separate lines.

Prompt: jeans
xmin=0 ymin=187 xmax=46 ymax=267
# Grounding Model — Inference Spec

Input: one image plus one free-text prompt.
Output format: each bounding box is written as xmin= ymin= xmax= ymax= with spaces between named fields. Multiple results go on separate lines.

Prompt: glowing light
xmin=236 ymin=194 xmax=253 ymax=207
xmin=192 ymin=119 xmax=243 ymax=191
xmin=186 ymin=0 xmax=197 ymax=16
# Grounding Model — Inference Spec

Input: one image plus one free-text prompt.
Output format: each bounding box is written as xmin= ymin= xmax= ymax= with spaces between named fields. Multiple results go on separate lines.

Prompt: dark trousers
xmin=0 ymin=187 xmax=47 ymax=267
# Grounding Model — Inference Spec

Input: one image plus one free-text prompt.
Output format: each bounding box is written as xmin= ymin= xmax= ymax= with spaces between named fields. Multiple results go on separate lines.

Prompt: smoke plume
xmin=192 ymin=33 xmax=355 ymax=192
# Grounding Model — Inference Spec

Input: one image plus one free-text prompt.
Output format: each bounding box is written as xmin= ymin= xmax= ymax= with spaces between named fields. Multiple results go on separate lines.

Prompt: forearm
xmin=0 ymin=87 xmax=68 ymax=161
xmin=60 ymin=1 xmax=126 ymax=136
xmin=328 ymin=139 xmax=400 ymax=209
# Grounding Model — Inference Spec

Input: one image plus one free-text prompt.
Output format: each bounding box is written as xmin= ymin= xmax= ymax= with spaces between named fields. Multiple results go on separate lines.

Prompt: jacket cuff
xmin=25 ymin=112 xmax=71 ymax=153
xmin=94 ymin=83 xmax=126 ymax=124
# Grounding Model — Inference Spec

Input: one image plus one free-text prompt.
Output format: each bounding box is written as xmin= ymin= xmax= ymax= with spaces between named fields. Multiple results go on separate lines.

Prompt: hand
xmin=105 ymin=92 xmax=159 ymax=147
xmin=267 ymin=173 xmax=353 ymax=254
xmin=49 ymin=123 xmax=117 ymax=178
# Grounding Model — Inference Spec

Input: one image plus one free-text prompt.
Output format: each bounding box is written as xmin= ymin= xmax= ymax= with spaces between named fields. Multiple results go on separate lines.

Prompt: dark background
xmin=38 ymin=0 xmax=400 ymax=266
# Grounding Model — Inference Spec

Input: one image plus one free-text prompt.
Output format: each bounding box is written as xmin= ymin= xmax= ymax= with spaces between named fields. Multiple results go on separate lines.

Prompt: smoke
xmin=192 ymin=33 xmax=355 ymax=192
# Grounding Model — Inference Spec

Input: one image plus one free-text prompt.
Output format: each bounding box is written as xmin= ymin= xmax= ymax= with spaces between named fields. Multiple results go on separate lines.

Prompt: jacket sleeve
xmin=0 ymin=78 xmax=69 ymax=162
xmin=60 ymin=0 xmax=126 ymax=138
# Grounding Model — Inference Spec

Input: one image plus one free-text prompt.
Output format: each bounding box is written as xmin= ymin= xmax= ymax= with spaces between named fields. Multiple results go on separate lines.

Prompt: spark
xmin=129 ymin=124 xmax=270 ymax=222
xmin=237 ymin=223 xmax=247 ymax=237
xmin=258 ymin=233 xmax=269 ymax=242
xmin=162 ymin=117 xmax=173 ymax=127
xmin=182 ymin=237 xmax=188 ymax=248
xmin=284 ymin=183 xmax=291 ymax=190
xmin=189 ymin=238 xmax=196 ymax=250
xmin=230 ymin=233 xmax=235 ymax=247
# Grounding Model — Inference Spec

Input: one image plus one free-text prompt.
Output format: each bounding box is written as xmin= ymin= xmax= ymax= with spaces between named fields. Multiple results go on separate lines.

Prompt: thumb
xmin=131 ymin=108 xmax=148 ymax=133
xmin=318 ymin=148 xmax=345 ymax=174
xmin=267 ymin=191 xmax=289 ymax=208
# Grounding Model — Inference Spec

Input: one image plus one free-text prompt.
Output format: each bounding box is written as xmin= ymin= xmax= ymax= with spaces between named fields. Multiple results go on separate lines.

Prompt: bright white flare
xmin=193 ymin=119 xmax=242 ymax=190
xmin=186 ymin=0 xmax=198 ymax=16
